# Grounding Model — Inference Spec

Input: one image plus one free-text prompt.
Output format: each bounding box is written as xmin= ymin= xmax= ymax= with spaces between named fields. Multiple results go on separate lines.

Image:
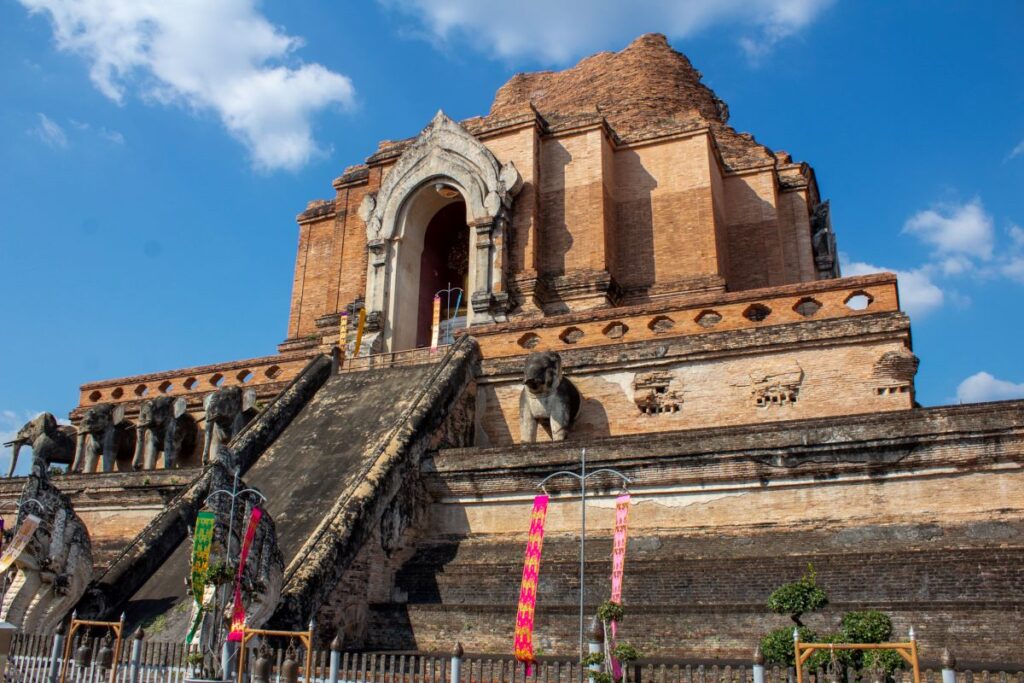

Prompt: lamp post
xmin=536 ymin=448 xmax=631 ymax=662
xmin=203 ymin=469 xmax=267 ymax=677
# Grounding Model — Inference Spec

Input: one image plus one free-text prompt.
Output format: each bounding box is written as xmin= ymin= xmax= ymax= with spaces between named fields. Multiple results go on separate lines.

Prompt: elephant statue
xmin=519 ymin=351 xmax=581 ymax=442
xmin=4 ymin=412 xmax=76 ymax=477
xmin=201 ymin=386 xmax=258 ymax=465
xmin=132 ymin=396 xmax=196 ymax=470
xmin=72 ymin=403 xmax=135 ymax=474
xmin=0 ymin=460 xmax=93 ymax=633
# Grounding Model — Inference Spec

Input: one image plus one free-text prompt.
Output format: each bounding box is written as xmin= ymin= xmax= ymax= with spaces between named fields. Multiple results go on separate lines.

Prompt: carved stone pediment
xmin=363 ymin=110 xmax=522 ymax=242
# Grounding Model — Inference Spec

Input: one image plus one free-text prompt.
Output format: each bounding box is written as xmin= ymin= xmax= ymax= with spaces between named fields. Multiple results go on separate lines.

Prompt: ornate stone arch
xmin=357 ymin=111 xmax=522 ymax=352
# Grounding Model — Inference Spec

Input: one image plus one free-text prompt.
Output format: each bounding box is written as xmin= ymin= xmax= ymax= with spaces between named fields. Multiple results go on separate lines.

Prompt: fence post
xmin=587 ymin=617 xmax=604 ymax=683
xmin=450 ymin=643 xmax=463 ymax=683
xmin=328 ymin=633 xmax=342 ymax=683
xmin=127 ymin=628 xmax=144 ymax=683
xmin=48 ymin=621 xmax=66 ymax=683
xmin=753 ymin=645 xmax=765 ymax=683
xmin=941 ymin=650 xmax=956 ymax=683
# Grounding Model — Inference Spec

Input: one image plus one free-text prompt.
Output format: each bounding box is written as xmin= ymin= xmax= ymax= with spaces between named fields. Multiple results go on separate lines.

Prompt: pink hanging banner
xmin=609 ymin=494 xmax=631 ymax=679
xmin=227 ymin=506 xmax=263 ymax=642
xmin=514 ymin=495 xmax=549 ymax=675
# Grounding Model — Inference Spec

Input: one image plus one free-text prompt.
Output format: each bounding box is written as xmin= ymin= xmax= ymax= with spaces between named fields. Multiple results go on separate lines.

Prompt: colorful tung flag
xmin=609 ymin=495 xmax=631 ymax=680
xmin=514 ymin=494 xmax=549 ymax=674
xmin=353 ymin=308 xmax=367 ymax=356
xmin=228 ymin=506 xmax=264 ymax=642
xmin=429 ymin=295 xmax=442 ymax=352
xmin=186 ymin=510 xmax=216 ymax=645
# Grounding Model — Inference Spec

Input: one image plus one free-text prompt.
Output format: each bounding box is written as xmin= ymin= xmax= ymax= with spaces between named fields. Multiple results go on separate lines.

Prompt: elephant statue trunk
xmin=201 ymin=387 xmax=258 ymax=465
xmin=132 ymin=397 xmax=195 ymax=470
xmin=5 ymin=439 xmax=25 ymax=478
xmin=6 ymin=413 xmax=78 ymax=477
xmin=74 ymin=404 xmax=133 ymax=474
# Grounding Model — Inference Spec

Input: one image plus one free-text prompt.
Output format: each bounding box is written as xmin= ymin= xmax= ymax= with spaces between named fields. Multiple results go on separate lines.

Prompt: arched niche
xmin=357 ymin=110 xmax=522 ymax=354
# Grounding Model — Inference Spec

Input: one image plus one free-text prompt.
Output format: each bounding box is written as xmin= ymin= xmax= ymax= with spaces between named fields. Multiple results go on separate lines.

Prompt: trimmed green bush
xmin=840 ymin=611 xmax=892 ymax=644
xmin=760 ymin=626 xmax=816 ymax=666
xmin=766 ymin=565 xmax=828 ymax=626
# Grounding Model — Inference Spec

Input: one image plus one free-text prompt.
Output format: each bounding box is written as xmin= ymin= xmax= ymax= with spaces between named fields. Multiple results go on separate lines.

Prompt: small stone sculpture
xmin=519 ymin=351 xmax=581 ymax=442
xmin=4 ymin=412 xmax=76 ymax=477
xmin=133 ymin=396 xmax=196 ymax=470
xmin=201 ymin=386 xmax=258 ymax=465
xmin=73 ymin=403 xmax=135 ymax=474
xmin=0 ymin=460 xmax=93 ymax=633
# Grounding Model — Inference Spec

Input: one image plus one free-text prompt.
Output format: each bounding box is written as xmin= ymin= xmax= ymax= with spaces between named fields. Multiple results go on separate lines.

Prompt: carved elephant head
xmin=5 ymin=413 xmax=76 ymax=477
xmin=201 ymin=386 xmax=257 ymax=465
xmin=522 ymin=351 xmax=562 ymax=397
xmin=133 ymin=396 xmax=195 ymax=470
xmin=73 ymin=404 xmax=132 ymax=474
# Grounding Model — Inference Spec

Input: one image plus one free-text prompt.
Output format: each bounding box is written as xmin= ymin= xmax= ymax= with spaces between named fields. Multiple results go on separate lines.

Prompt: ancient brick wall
xmin=362 ymin=402 xmax=1024 ymax=666
xmin=473 ymin=308 xmax=914 ymax=447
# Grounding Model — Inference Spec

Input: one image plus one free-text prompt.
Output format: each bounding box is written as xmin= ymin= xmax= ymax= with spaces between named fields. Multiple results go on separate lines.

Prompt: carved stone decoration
xmin=72 ymin=403 xmax=135 ymax=474
xmin=811 ymin=200 xmax=840 ymax=279
xmin=201 ymin=386 xmax=258 ymax=465
xmin=359 ymin=110 xmax=524 ymax=346
xmin=519 ymin=351 xmax=582 ymax=442
xmin=0 ymin=461 xmax=93 ymax=633
xmin=633 ymin=373 xmax=683 ymax=415
xmin=132 ymin=397 xmax=197 ymax=470
xmin=872 ymin=348 xmax=919 ymax=396
xmin=748 ymin=366 xmax=804 ymax=408
xmin=5 ymin=412 xmax=76 ymax=478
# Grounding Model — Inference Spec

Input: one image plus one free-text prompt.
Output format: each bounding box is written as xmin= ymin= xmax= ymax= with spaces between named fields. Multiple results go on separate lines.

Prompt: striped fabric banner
xmin=609 ymin=494 xmax=631 ymax=679
xmin=429 ymin=296 xmax=442 ymax=352
xmin=514 ymin=494 xmax=549 ymax=674
xmin=228 ymin=506 xmax=264 ymax=642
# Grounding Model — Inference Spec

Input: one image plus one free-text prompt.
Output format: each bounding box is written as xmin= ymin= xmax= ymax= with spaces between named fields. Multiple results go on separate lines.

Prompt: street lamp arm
xmin=536 ymin=470 xmax=584 ymax=492
xmin=582 ymin=469 xmax=632 ymax=489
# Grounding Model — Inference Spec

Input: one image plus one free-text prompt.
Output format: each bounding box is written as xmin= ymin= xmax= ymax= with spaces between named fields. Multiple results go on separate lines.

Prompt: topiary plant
xmin=766 ymin=564 xmax=828 ymax=627
xmin=840 ymin=611 xmax=892 ymax=644
xmin=760 ymin=626 xmax=816 ymax=666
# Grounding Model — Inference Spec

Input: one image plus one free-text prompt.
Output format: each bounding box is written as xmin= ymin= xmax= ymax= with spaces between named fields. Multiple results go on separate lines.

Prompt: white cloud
xmin=902 ymin=198 xmax=994 ymax=261
xmin=30 ymin=113 xmax=68 ymax=148
xmin=1010 ymin=139 xmax=1024 ymax=159
xmin=842 ymin=258 xmax=944 ymax=319
xmin=381 ymin=0 xmax=832 ymax=64
xmin=20 ymin=0 xmax=354 ymax=171
xmin=956 ymin=372 xmax=1024 ymax=404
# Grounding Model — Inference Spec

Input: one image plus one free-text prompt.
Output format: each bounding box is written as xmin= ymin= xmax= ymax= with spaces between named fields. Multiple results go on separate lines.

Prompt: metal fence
xmin=7 ymin=635 xmax=1023 ymax=683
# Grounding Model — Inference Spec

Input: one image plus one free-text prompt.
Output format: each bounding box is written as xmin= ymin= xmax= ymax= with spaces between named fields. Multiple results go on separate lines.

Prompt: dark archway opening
xmin=416 ymin=201 xmax=469 ymax=348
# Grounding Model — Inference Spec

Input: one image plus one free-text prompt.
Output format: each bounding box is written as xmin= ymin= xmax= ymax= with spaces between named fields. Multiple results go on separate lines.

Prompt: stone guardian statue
xmin=519 ymin=351 xmax=582 ymax=442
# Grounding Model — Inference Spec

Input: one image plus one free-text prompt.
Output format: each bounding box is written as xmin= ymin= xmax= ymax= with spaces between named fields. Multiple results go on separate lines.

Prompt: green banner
xmin=191 ymin=511 xmax=216 ymax=602
xmin=186 ymin=510 xmax=216 ymax=645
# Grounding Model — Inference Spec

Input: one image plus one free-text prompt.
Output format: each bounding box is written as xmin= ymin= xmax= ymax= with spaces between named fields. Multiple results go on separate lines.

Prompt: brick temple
xmin=2 ymin=34 xmax=1021 ymax=667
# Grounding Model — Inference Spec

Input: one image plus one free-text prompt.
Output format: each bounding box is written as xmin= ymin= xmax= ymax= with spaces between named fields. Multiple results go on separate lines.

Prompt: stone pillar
xmin=941 ymin=649 xmax=956 ymax=683
xmin=128 ymin=628 xmax=144 ymax=683
xmin=450 ymin=642 xmax=463 ymax=683
xmin=470 ymin=218 xmax=495 ymax=323
xmin=752 ymin=645 xmax=765 ymax=683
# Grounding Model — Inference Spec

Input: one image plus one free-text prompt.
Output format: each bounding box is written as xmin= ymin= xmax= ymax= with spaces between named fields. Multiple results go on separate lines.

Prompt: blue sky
xmin=1 ymin=1 xmax=1022 ymax=463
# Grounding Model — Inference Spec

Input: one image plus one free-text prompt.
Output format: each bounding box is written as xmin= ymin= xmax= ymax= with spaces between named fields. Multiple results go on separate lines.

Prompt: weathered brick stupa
xmin=3 ymin=34 xmax=1021 ymax=667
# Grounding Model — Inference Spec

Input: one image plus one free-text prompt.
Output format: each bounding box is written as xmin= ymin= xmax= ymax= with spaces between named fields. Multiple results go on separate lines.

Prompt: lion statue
xmin=519 ymin=351 xmax=581 ymax=442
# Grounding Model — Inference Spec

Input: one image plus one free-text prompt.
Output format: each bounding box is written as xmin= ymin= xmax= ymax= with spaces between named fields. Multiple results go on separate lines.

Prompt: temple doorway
xmin=415 ymin=201 xmax=469 ymax=348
